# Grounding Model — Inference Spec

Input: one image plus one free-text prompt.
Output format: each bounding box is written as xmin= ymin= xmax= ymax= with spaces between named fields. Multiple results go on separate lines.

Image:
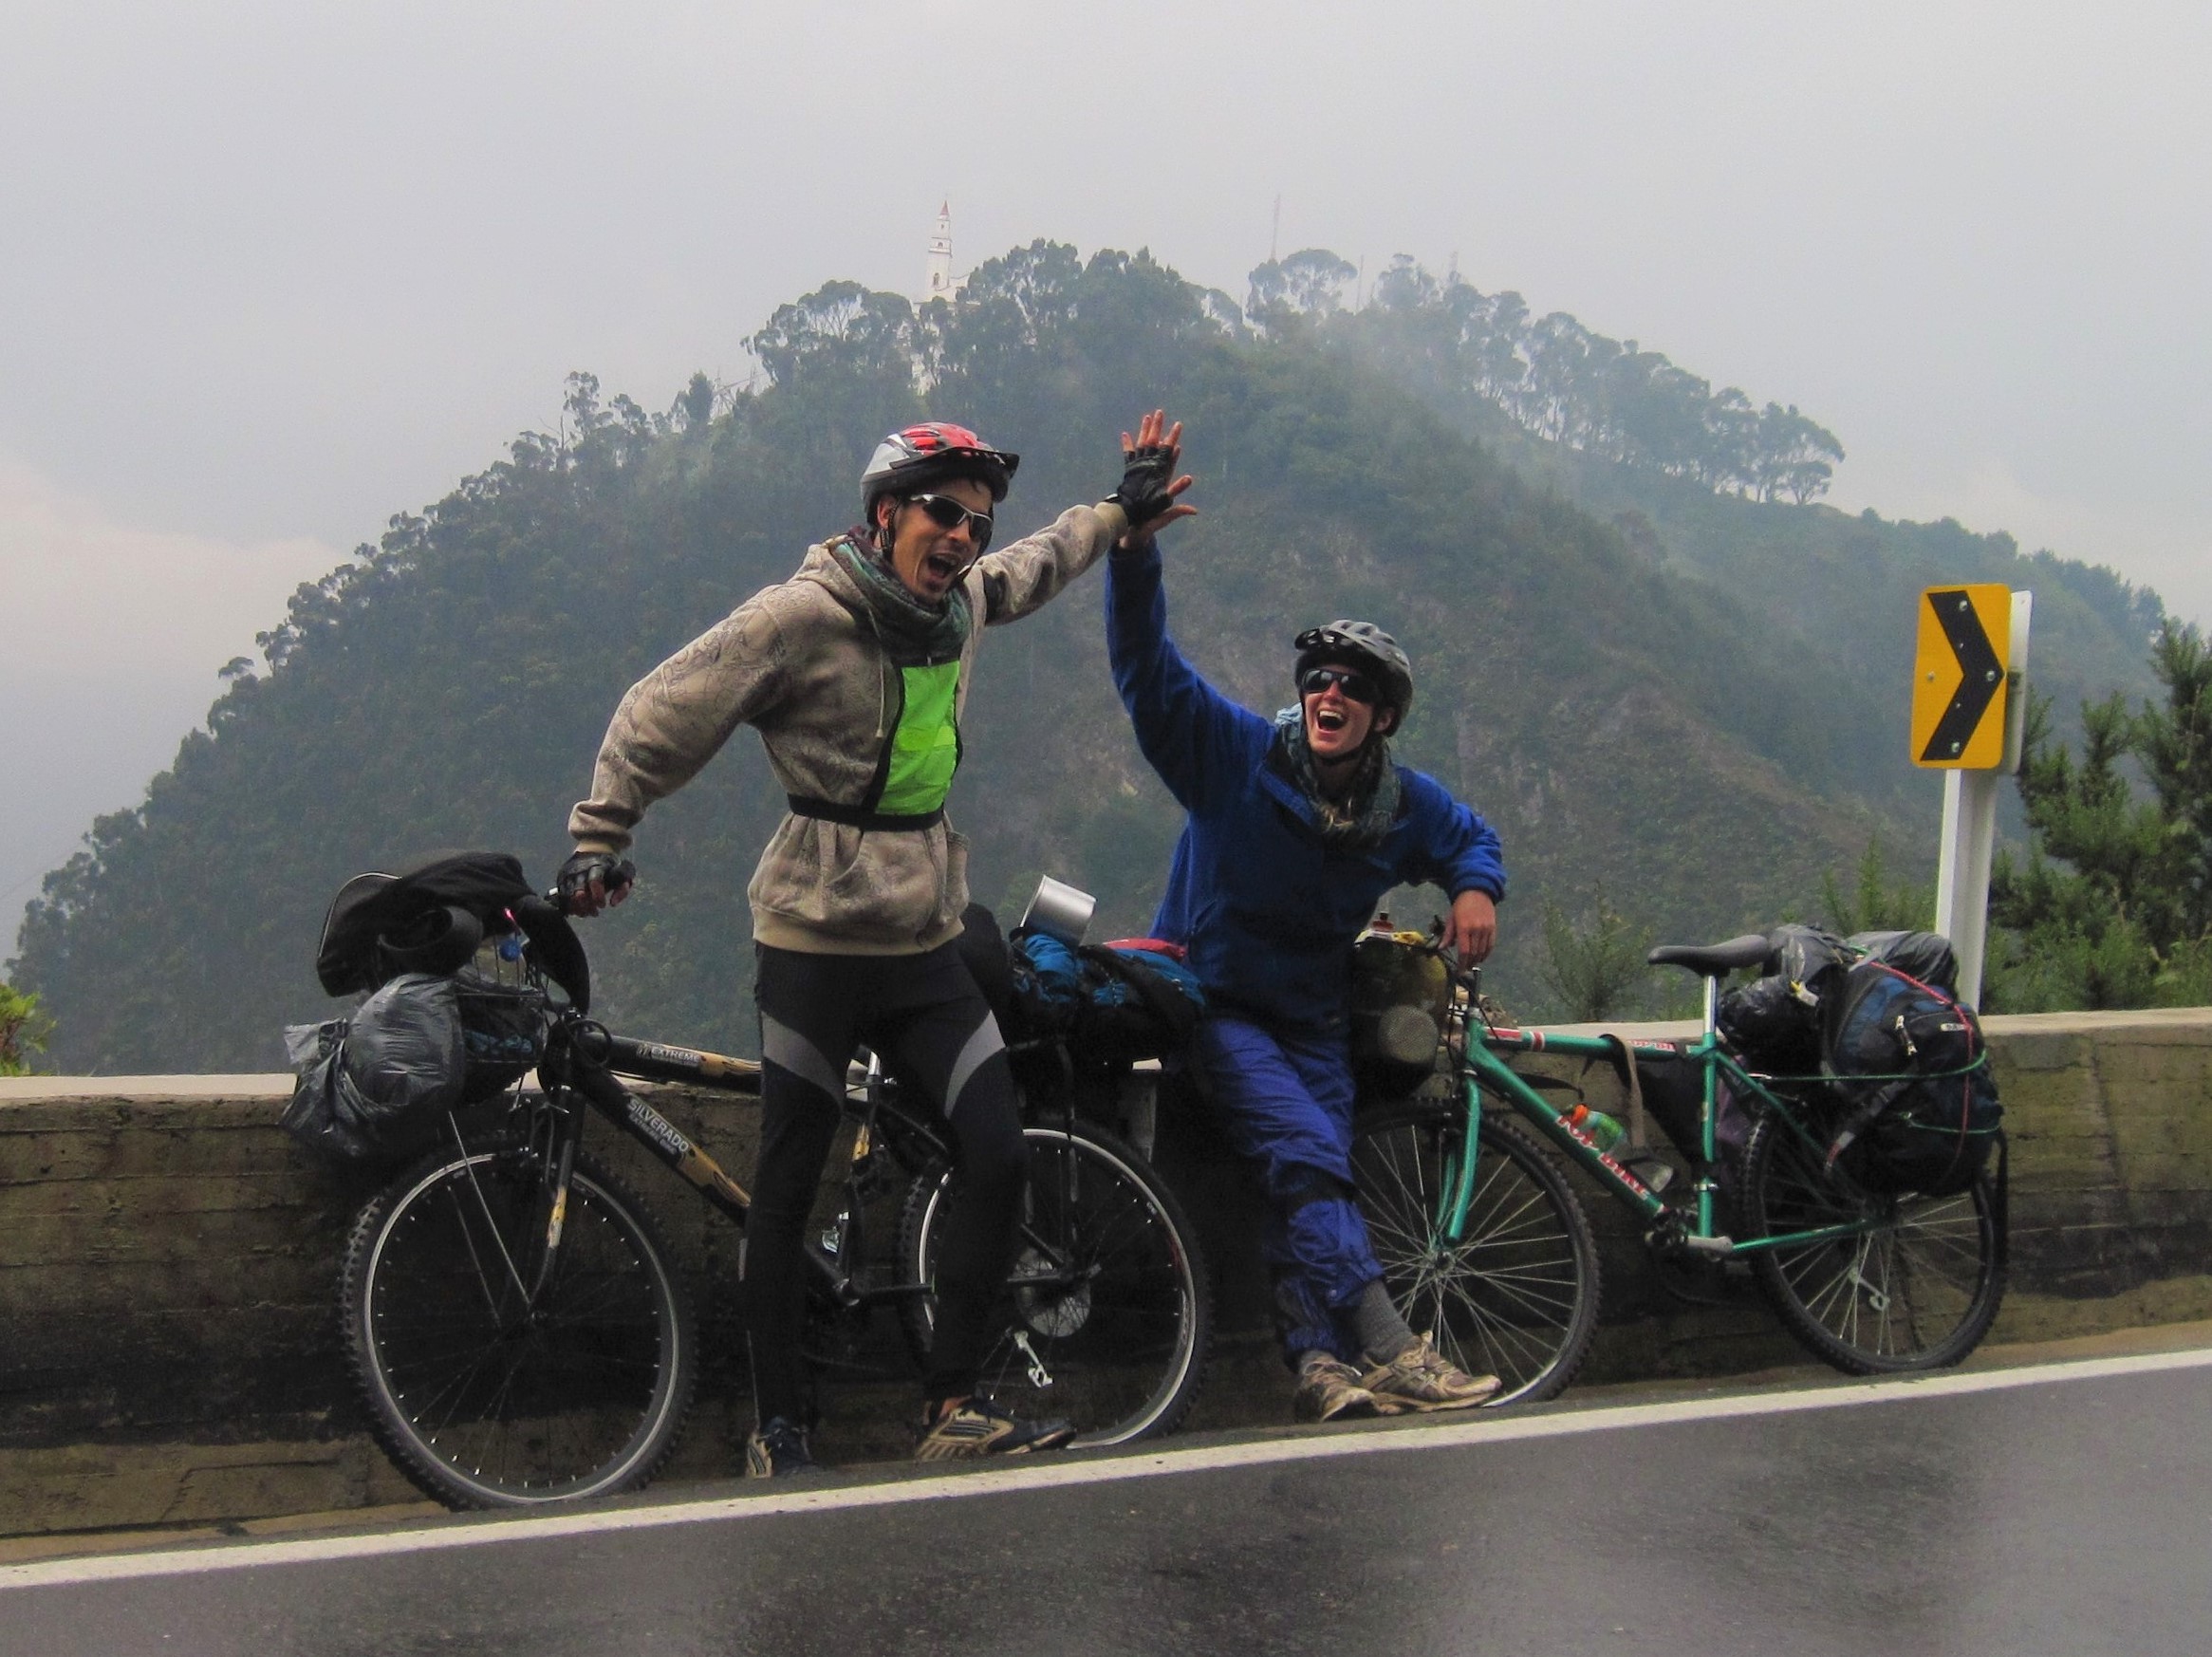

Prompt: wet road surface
xmin=4 ymin=1350 xmax=2208 ymax=1657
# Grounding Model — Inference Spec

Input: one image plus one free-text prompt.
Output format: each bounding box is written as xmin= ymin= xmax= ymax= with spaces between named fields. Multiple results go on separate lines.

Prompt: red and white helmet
xmin=860 ymin=422 xmax=1019 ymax=518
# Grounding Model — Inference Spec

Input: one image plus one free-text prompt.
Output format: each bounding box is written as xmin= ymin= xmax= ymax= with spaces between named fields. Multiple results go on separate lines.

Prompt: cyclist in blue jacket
xmin=1106 ymin=454 xmax=1506 ymax=1422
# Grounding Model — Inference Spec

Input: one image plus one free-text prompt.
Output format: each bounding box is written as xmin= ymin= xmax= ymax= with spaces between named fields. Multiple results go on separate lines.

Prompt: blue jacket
xmin=1106 ymin=543 xmax=1506 ymax=1031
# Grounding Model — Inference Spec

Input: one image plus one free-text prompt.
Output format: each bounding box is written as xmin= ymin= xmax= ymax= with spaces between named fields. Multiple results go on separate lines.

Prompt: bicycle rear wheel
xmin=1739 ymin=1108 xmax=2006 ymax=1372
xmin=900 ymin=1122 xmax=1212 ymax=1446
xmin=341 ymin=1136 xmax=696 ymax=1508
xmin=1352 ymin=1107 xmax=1600 ymax=1406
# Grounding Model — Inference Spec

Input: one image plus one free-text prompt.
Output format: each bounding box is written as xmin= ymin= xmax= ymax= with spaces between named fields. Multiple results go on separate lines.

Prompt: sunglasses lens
xmin=1301 ymin=666 xmax=1377 ymax=704
xmin=915 ymin=494 xmax=992 ymax=550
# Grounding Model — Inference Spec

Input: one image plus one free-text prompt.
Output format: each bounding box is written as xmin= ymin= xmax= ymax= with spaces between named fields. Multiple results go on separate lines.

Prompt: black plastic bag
xmin=1717 ymin=974 xmax=1824 ymax=1073
xmin=282 ymin=974 xmax=466 ymax=1162
xmin=344 ymin=973 xmax=467 ymax=1115
xmin=1764 ymin=923 xmax=1853 ymax=997
xmin=280 ymin=1018 xmax=377 ymax=1161
xmin=1845 ymin=930 xmax=1960 ymax=995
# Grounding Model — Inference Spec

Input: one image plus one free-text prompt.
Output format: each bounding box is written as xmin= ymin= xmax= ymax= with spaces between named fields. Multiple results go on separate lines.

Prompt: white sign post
xmin=1928 ymin=589 xmax=2032 ymax=1005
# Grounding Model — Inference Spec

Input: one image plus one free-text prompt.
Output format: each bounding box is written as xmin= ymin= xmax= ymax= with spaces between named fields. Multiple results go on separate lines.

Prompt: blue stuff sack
xmin=1823 ymin=960 xmax=2002 ymax=1196
xmin=1009 ymin=933 xmax=1205 ymax=1060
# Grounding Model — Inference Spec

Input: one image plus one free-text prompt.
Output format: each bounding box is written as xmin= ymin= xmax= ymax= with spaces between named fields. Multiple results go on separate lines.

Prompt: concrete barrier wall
xmin=2 ymin=1008 xmax=2208 ymax=1536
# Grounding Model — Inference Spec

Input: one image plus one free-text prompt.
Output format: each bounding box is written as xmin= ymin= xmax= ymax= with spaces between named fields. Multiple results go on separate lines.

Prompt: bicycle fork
xmin=441 ymin=1100 xmax=585 ymax=1323
xmin=1439 ymin=1078 xmax=1484 ymax=1247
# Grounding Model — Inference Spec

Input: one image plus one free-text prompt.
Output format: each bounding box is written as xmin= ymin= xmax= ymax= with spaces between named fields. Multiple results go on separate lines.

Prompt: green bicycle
xmin=1354 ymin=933 xmax=2009 ymax=1406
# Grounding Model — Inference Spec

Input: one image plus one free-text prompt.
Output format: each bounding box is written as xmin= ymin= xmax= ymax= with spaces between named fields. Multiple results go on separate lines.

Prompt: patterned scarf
xmin=829 ymin=530 xmax=973 ymax=667
xmin=1273 ymin=706 xmax=1403 ymax=850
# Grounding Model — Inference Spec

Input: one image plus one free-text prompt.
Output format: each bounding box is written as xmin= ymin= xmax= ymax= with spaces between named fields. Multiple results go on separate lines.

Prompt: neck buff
xmin=829 ymin=529 xmax=973 ymax=667
xmin=1273 ymin=706 xmax=1402 ymax=849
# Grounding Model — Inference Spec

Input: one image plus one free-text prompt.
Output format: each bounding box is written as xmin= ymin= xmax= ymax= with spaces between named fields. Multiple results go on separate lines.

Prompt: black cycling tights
xmin=749 ymin=940 xmax=1028 ymax=1426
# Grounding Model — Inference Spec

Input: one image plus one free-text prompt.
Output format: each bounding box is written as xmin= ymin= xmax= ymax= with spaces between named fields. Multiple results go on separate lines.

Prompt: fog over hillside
xmin=7 ymin=5 xmax=2206 ymax=1007
xmin=8 ymin=245 xmax=2179 ymax=1069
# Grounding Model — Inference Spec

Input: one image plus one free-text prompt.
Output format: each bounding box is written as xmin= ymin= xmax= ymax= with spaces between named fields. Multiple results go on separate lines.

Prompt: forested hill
xmin=9 ymin=243 xmax=2164 ymax=1071
xmin=1287 ymin=250 xmax=2166 ymax=767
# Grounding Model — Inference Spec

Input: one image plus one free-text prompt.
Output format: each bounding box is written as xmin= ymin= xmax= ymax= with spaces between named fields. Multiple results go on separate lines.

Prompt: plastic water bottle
xmin=1561 ymin=1101 xmax=1626 ymax=1153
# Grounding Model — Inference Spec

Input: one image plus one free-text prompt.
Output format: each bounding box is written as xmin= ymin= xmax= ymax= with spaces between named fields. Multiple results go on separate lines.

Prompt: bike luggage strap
xmin=787 ymin=795 xmax=944 ymax=831
xmin=1589 ymin=1033 xmax=1649 ymax=1152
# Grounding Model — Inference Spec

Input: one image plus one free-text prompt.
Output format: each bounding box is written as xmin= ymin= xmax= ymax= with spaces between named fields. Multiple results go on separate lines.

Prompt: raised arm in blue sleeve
xmin=1105 ymin=541 xmax=1271 ymax=815
xmin=1397 ymin=772 xmax=1508 ymax=902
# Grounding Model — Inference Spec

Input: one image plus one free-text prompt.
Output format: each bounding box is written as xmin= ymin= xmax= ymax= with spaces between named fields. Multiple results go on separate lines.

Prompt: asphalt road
xmin=4 ymin=1350 xmax=2207 ymax=1657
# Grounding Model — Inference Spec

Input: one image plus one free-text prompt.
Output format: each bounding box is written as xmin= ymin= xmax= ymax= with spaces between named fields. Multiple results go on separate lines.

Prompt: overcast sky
xmin=4 ymin=1 xmax=2207 ymax=940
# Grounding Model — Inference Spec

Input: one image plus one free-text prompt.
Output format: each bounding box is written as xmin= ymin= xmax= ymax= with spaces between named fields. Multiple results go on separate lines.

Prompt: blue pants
xmin=1193 ymin=1015 xmax=1383 ymax=1368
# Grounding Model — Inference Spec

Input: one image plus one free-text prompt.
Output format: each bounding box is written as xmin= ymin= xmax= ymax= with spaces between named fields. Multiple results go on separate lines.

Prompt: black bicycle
xmin=337 ymin=957 xmax=1211 ymax=1510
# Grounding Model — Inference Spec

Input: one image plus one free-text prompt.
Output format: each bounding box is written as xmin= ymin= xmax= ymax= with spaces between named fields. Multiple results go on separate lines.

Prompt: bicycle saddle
xmin=1646 ymin=934 xmax=1770 ymax=977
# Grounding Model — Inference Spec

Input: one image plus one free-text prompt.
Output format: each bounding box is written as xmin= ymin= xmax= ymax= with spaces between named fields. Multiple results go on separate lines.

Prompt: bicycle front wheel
xmin=1739 ymin=1108 xmax=2006 ymax=1373
xmin=900 ymin=1123 xmax=1212 ymax=1446
xmin=1352 ymin=1107 xmax=1601 ymax=1406
xmin=341 ymin=1137 xmax=696 ymax=1508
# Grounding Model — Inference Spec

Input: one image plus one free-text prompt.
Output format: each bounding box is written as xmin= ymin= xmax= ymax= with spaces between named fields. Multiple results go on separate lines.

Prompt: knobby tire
xmin=898 ymin=1121 xmax=1212 ymax=1445
xmin=340 ymin=1135 xmax=696 ymax=1509
xmin=1739 ymin=1107 xmax=2006 ymax=1373
xmin=1352 ymin=1106 xmax=1602 ymax=1406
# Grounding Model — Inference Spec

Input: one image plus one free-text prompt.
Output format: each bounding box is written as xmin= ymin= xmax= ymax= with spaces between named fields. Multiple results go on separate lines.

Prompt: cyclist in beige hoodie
xmin=562 ymin=412 xmax=1194 ymax=1472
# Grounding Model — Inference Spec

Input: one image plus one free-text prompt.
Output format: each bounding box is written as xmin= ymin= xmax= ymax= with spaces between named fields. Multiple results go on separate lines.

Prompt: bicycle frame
xmin=515 ymin=1019 xmax=1093 ymax=1318
xmin=1440 ymin=975 xmax=1889 ymax=1258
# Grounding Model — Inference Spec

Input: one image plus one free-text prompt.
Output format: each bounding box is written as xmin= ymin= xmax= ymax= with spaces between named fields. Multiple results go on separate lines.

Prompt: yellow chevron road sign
xmin=1912 ymin=585 xmax=2014 ymax=768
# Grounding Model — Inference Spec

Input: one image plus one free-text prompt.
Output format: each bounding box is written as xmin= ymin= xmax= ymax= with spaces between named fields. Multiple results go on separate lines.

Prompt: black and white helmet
xmin=1294 ymin=620 xmax=1415 ymax=716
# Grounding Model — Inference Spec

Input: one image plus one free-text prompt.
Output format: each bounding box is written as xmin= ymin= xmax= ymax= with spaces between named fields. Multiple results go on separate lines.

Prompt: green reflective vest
xmin=877 ymin=661 xmax=962 ymax=815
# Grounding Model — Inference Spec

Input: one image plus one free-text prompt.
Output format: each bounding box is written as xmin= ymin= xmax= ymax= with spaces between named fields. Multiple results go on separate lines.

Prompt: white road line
xmin=8 ymin=1345 xmax=2210 ymax=1592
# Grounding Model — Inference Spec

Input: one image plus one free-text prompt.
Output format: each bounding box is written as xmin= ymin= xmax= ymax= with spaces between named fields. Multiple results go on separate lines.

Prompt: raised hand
xmin=1112 ymin=408 xmax=1198 ymax=548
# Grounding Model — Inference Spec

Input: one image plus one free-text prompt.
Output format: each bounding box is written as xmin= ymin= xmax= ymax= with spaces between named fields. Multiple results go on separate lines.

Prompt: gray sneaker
xmin=1359 ymin=1333 xmax=1500 ymax=1412
xmin=1293 ymin=1351 xmax=1394 ymax=1423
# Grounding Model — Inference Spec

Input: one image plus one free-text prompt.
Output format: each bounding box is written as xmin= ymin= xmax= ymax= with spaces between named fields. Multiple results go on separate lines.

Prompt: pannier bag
xmin=1822 ymin=959 xmax=2002 ymax=1195
xmin=1008 ymin=932 xmax=1206 ymax=1060
xmin=283 ymin=850 xmax=576 ymax=1162
xmin=282 ymin=973 xmax=467 ymax=1161
xmin=1349 ymin=924 xmax=1451 ymax=1097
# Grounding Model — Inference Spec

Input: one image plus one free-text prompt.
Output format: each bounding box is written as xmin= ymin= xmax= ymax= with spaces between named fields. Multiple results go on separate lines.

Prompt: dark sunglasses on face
xmin=1298 ymin=665 xmax=1380 ymax=705
xmin=908 ymin=493 xmax=994 ymax=553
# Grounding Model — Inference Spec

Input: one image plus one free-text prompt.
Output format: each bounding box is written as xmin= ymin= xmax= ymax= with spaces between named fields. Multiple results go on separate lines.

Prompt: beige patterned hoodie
xmin=568 ymin=501 xmax=1129 ymax=955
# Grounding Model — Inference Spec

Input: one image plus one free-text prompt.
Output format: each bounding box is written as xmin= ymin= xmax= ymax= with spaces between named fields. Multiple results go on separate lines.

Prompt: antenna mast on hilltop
xmin=925 ymin=202 xmax=955 ymax=304
xmin=1270 ymin=195 xmax=1280 ymax=263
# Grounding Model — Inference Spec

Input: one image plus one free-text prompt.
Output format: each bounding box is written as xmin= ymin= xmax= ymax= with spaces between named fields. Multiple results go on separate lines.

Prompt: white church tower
xmin=924 ymin=201 xmax=956 ymax=304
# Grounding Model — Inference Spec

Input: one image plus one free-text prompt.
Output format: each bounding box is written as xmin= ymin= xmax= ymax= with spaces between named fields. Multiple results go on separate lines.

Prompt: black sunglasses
xmin=1298 ymin=665 xmax=1380 ymax=705
xmin=908 ymin=493 xmax=994 ymax=553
